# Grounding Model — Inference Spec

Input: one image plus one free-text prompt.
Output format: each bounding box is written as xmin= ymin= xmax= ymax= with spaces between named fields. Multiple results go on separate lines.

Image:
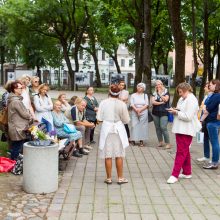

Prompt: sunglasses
xmin=34 ymin=81 xmax=39 ymax=83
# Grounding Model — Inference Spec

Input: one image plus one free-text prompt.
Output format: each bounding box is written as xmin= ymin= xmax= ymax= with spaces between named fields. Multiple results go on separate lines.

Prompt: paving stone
xmin=141 ymin=214 xmax=158 ymax=220
xmin=93 ymin=213 xmax=108 ymax=220
xmin=75 ymin=212 xmax=92 ymax=220
xmin=109 ymin=213 xmax=125 ymax=220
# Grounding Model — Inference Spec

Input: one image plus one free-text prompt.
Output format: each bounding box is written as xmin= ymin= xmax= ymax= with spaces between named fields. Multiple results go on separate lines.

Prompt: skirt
xmin=99 ymin=133 xmax=125 ymax=159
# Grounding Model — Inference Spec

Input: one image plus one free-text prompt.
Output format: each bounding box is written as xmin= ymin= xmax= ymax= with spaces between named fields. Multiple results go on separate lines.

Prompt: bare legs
xmin=105 ymin=158 xmax=112 ymax=179
xmin=105 ymin=157 xmax=123 ymax=179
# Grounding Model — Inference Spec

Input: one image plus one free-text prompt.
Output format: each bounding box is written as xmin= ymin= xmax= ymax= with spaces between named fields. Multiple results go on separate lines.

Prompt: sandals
xmin=130 ymin=141 xmax=136 ymax=146
xmin=117 ymin=178 xmax=128 ymax=185
xmin=104 ymin=178 xmax=112 ymax=184
xmin=139 ymin=141 xmax=144 ymax=147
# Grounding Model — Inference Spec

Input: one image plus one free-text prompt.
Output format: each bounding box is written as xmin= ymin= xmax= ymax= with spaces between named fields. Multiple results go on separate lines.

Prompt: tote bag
xmin=0 ymin=109 xmax=8 ymax=126
xmin=63 ymin=123 xmax=77 ymax=134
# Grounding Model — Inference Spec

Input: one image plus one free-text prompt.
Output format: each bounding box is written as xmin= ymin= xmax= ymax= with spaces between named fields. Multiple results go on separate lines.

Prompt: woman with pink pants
xmin=166 ymin=82 xmax=201 ymax=184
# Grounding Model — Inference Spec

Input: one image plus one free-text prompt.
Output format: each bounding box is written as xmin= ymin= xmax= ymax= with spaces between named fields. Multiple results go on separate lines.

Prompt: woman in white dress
xmin=33 ymin=84 xmax=54 ymax=130
xmin=97 ymin=84 xmax=130 ymax=185
xmin=130 ymin=83 xmax=149 ymax=147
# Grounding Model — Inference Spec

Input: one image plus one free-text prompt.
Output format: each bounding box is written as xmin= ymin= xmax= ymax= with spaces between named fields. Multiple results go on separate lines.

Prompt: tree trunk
xmin=36 ymin=65 xmax=42 ymax=84
xmin=142 ymin=0 xmax=152 ymax=96
xmin=134 ymin=28 xmax=143 ymax=92
xmin=199 ymin=0 xmax=208 ymax=104
xmin=191 ymin=0 xmax=198 ymax=95
xmin=61 ymin=40 xmax=74 ymax=90
xmin=111 ymin=49 xmax=121 ymax=74
xmin=216 ymin=42 xmax=220 ymax=80
xmin=93 ymin=54 xmax=101 ymax=87
xmin=167 ymin=0 xmax=186 ymax=106
xmin=0 ymin=46 xmax=5 ymax=85
xmin=207 ymin=40 xmax=213 ymax=81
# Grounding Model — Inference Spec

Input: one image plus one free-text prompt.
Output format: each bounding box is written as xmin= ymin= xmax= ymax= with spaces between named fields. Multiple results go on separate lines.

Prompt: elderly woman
xmin=151 ymin=80 xmax=171 ymax=149
xmin=52 ymin=100 xmax=85 ymax=158
xmin=58 ymin=93 xmax=71 ymax=112
xmin=84 ymin=86 xmax=99 ymax=144
xmin=8 ymin=81 xmax=33 ymax=160
xmin=167 ymin=83 xmax=201 ymax=184
xmin=130 ymin=83 xmax=149 ymax=147
xmin=202 ymin=79 xmax=220 ymax=169
xmin=97 ymin=84 xmax=130 ymax=184
xmin=34 ymin=84 xmax=54 ymax=130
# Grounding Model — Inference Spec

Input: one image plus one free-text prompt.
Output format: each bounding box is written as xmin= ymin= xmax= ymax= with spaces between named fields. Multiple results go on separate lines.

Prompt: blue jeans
xmin=152 ymin=115 xmax=170 ymax=144
xmin=207 ymin=121 xmax=220 ymax=164
xmin=203 ymin=133 xmax=210 ymax=159
xmin=10 ymin=140 xmax=24 ymax=160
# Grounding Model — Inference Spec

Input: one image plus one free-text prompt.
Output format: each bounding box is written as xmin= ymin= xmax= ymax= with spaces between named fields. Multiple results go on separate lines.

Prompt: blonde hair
xmin=176 ymin=82 xmax=193 ymax=93
xmin=74 ymin=97 xmax=87 ymax=106
xmin=38 ymin=83 xmax=49 ymax=94
xmin=58 ymin=93 xmax=66 ymax=101
xmin=31 ymin=76 xmax=40 ymax=83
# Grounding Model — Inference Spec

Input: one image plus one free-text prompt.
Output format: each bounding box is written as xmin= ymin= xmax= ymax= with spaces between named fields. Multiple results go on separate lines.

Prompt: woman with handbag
xmin=8 ymin=81 xmax=33 ymax=160
xmin=130 ymin=83 xmax=149 ymax=147
xmin=97 ymin=84 xmax=130 ymax=184
xmin=52 ymin=100 xmax=87 ymax=157
xmin=167 ymin=83 xmax=201 ymax=184
xmin=84 ymin=86 xmax=99 ymax=144
xmin=151 ymin=80 xmax=171 ymax=149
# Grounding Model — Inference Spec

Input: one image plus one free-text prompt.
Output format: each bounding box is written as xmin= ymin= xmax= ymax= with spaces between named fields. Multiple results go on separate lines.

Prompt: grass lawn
xmin=0 ymin=131 xmax=9 ymax=157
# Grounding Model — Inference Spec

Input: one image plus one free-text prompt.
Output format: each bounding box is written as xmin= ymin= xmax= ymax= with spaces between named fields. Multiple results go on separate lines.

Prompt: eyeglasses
xmin=34 ymin=81 xmax=39 ymax=83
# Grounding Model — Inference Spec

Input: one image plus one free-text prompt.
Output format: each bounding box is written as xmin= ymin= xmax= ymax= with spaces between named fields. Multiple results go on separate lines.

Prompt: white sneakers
xmin=179 ymin=174 xmax=192 ymax=179
xmin=167 ymin=174 xmax=192 ymax=184
xmin=167 ymin=176 xmax=178 ymax=184
xmin=197 ymin=157 xmax=209 ymax=162
xmin=85 ymin=145 xmax=93 ymax=150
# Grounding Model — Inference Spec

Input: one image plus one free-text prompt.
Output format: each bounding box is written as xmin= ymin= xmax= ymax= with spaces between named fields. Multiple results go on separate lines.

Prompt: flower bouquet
xmin=28 ymin=125 xmax=56 ymax=146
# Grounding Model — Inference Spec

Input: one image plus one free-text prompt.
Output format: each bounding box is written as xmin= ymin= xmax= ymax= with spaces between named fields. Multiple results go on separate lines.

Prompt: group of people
xmin=2 ymin=76 xmax=99 ymax=160
xmin=99 ymin=80 xmax=219 ymax=185
xmin=1 ymin=76 xmax=220 ymax=185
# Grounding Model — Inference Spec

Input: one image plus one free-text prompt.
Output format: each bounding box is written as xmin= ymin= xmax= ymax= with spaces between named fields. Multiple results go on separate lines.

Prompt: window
xmin=102 ymin=50 xmax=105 ymax=60
xmin=129 ymin=59 xmax=133 ymax=67
xmin=109 ymin=58 xmax=114 ymax=66
xmin=79 ymin=49 xmax=83 ymax=60
xmin=121 ymin=59 xmax=125 ymax=67
xmin=54 ymin=70 xmax=58 ymax=80
xmin=102 ymin=73 xmax=105 ymax=80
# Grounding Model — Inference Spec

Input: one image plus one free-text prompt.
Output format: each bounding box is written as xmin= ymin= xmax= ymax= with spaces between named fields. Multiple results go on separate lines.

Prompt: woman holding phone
xmin=166 ymin=83 xmax=201 ymax=184
xmin=151 ymin=80 xmax=171 ymax=149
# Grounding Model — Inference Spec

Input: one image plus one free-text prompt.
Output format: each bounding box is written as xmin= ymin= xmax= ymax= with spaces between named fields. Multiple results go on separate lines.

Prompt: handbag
xmin=196 ymin=132 xmax=204 ymax=144
xmin=168 ymin=112 xmax=174 ymax=123
xmin=0 ymin=109 xmax=8 ymax=126
xmin=148 ymin=110 xmax=153 ymax=123
xmin=63 ymin=123 xmax=77 ymax=134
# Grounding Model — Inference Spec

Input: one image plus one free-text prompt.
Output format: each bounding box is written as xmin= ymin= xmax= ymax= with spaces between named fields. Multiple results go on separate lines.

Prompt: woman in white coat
xmin=167 ymin=82 xmax=201 ymax=184
xmin=97 ymin=84 xmax=130 ymax=185
xmin=33 ymin=84 xmax=54 ymax=130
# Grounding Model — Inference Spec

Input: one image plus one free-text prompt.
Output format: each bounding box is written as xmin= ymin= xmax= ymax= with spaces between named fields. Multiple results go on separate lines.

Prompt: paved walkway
xmin=46 ymin=122 xmax=220 ymax=220
xmin=0 ymin=90 xmax=220 ymax=219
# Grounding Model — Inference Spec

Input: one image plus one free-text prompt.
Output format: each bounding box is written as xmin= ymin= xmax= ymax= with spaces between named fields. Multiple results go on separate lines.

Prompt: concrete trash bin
xmin=23 ymin=142 xmax=58 ymax=194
